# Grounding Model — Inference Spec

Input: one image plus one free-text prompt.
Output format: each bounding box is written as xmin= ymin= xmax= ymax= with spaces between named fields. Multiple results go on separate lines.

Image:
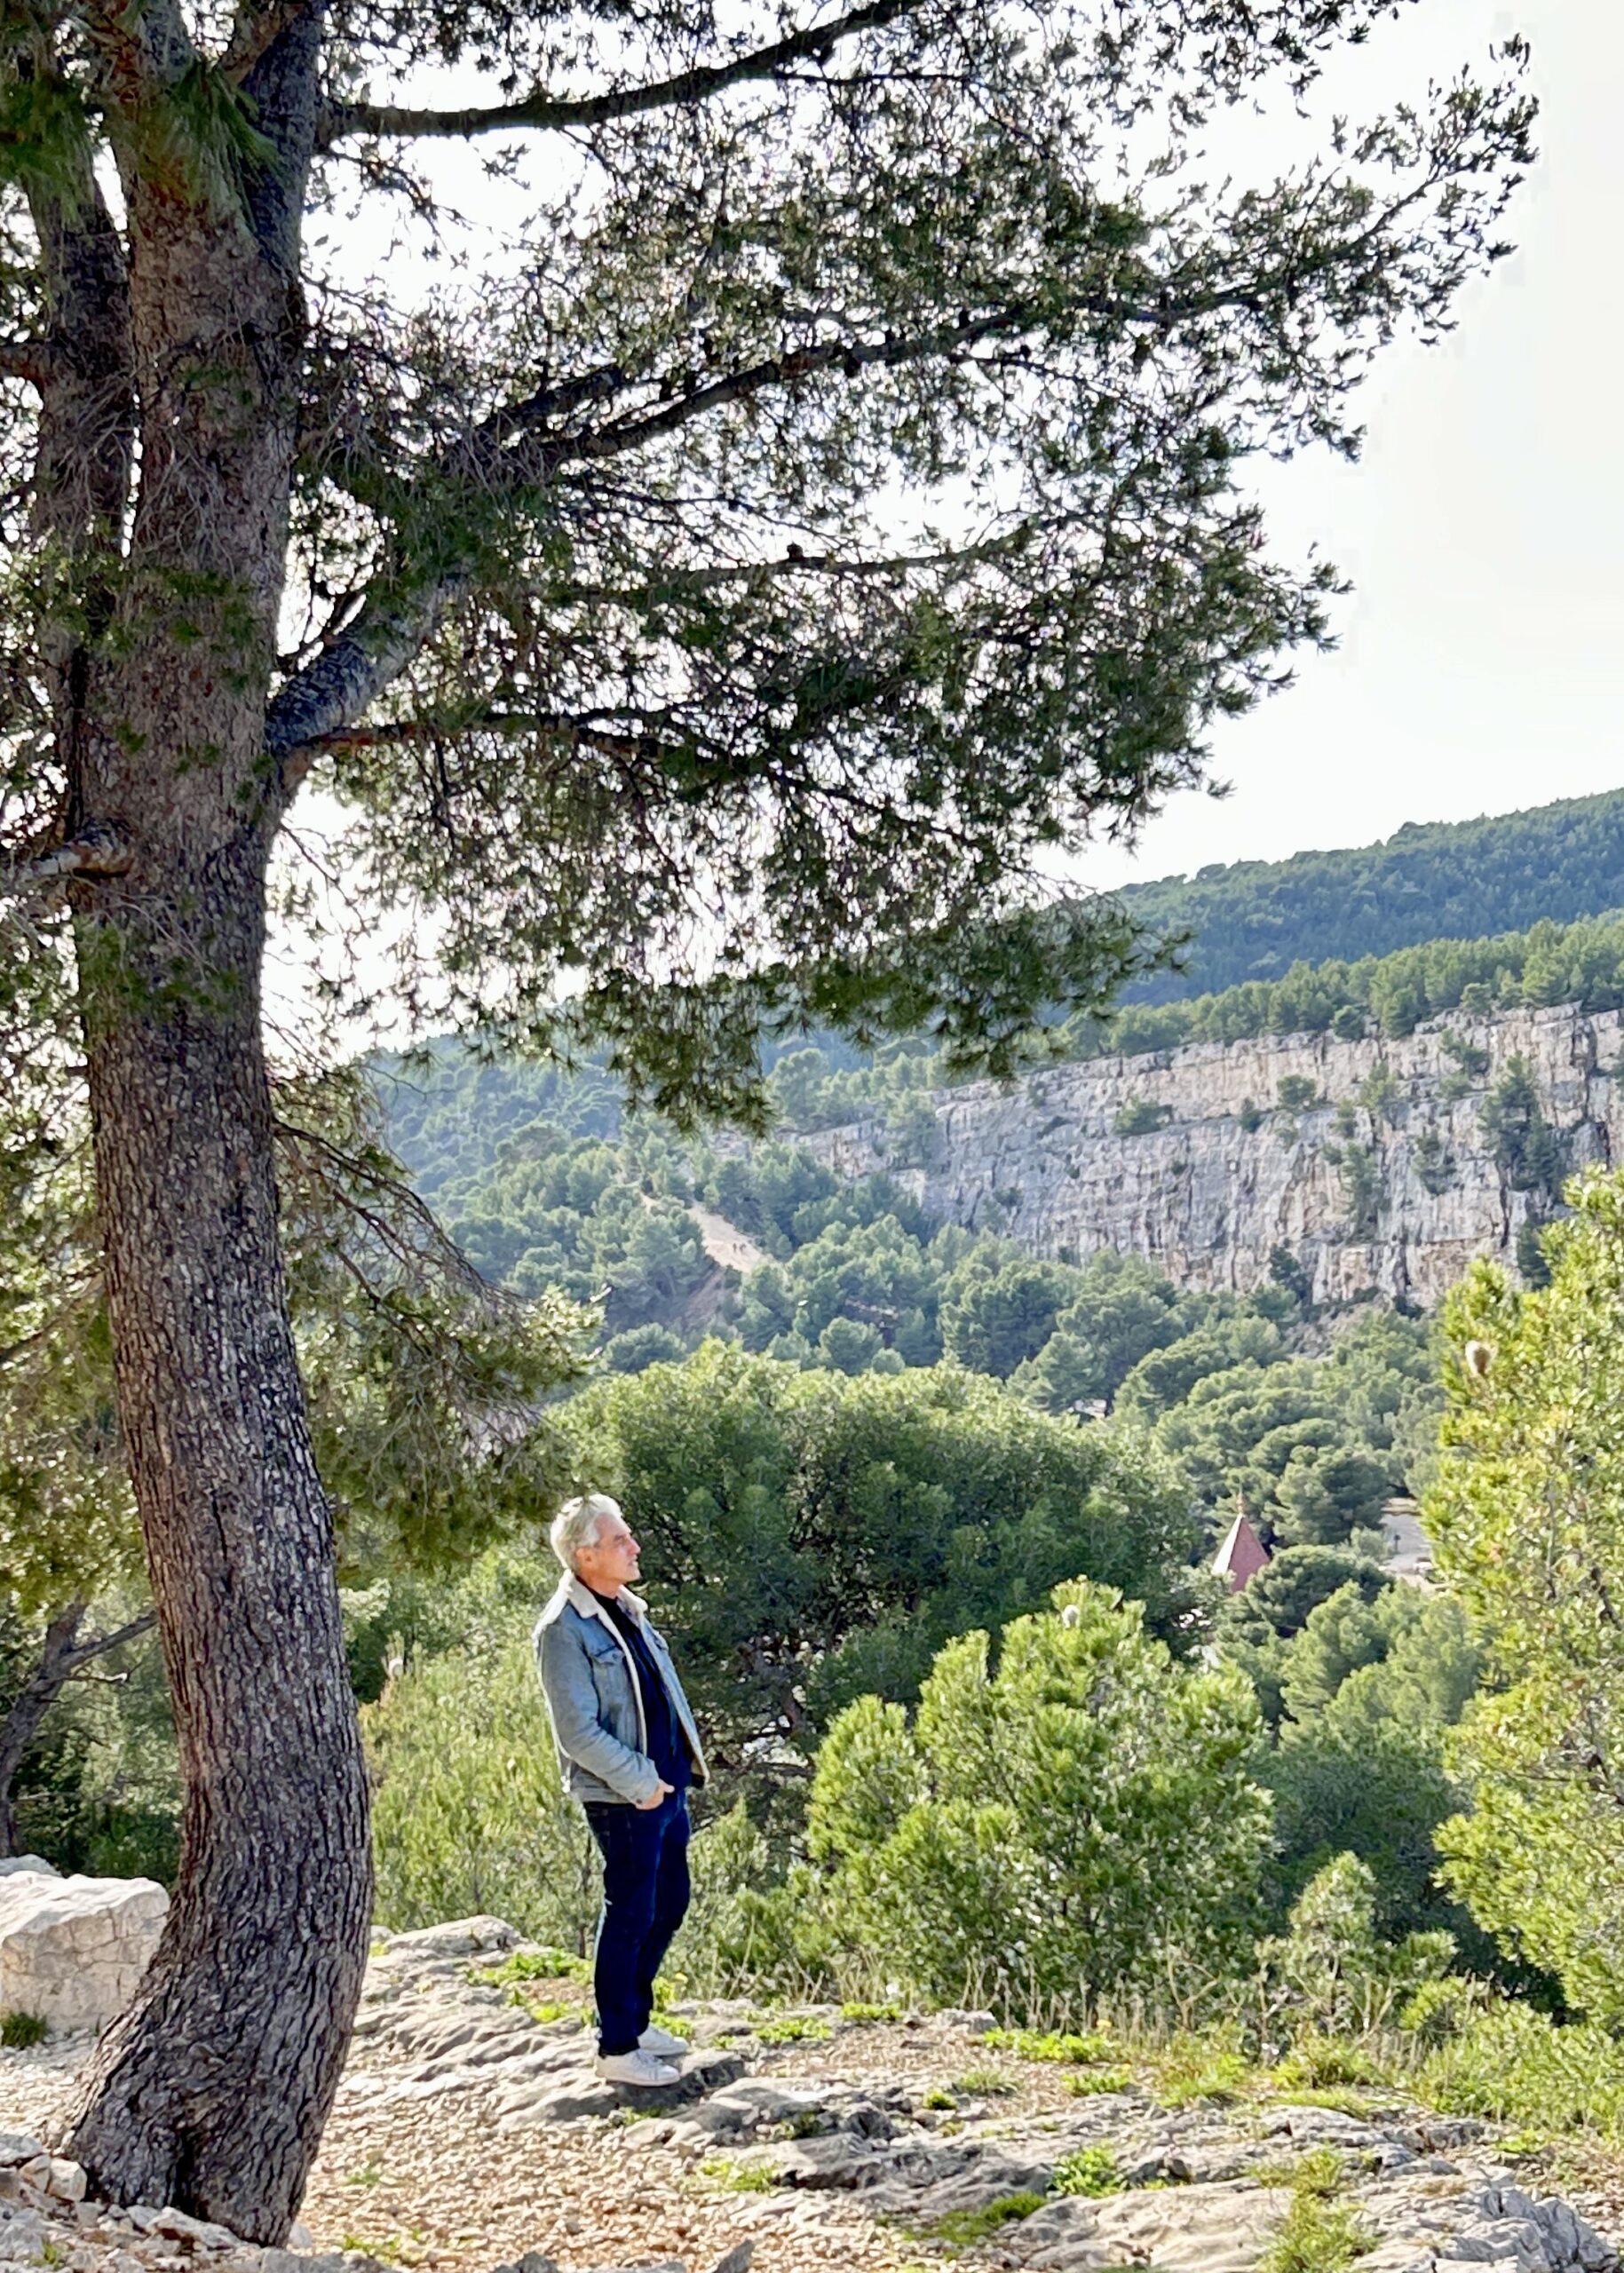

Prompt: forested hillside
xmin=1118 ymin=789 xmax=1624 ymax=1002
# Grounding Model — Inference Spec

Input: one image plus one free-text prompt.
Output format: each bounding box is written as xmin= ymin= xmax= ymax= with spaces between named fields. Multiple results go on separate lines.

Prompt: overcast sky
xmin=1079 ymin=0 xmax=1623 ymax=890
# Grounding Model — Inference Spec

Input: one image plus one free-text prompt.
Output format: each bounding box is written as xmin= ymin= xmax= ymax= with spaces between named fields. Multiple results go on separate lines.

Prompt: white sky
xmin=1078 ymin=0 xmax=1624 ymax=889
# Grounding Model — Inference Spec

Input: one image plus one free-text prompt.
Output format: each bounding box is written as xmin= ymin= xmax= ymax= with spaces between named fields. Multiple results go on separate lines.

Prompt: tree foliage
xmin=767 ymin=1580 xmax=1270 ymax=2005
xmin=560 ymin=1343 xmax=1203 ymax=1770
xmin=1430 ymin=1173 xmax=1624 ymax=2024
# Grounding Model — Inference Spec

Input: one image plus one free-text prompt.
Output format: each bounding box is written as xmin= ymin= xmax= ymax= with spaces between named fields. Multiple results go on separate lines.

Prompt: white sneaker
xmin=595 ymin=2048 xmax=679 ymax=2086
xmin=639 ymin=2022 xmax=690 ymax=2056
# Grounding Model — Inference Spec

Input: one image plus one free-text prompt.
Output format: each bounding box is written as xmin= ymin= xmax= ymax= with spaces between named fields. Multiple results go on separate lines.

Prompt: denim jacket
xmin=533 ymin=1574 xmax=709 ymax=1807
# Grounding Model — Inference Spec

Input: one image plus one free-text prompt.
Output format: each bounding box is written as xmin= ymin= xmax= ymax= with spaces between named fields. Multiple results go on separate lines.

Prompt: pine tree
xmin=0 ymin=0 xmax=1531 ymax=2233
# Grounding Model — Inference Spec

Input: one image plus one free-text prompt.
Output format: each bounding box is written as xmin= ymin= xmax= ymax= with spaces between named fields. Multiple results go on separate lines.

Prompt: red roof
xmin=1213 ymin=1512 xmax=1271 ymax=1593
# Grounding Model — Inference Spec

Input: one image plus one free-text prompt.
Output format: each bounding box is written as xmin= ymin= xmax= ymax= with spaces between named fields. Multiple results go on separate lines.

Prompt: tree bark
xmin=44 ymin=4 xmax=372 ymax=2237
xmin=65 ymin=857 xmax=370 ymax=2236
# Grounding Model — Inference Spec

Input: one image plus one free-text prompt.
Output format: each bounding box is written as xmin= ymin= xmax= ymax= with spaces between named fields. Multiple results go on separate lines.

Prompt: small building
xmin=1213 ymin=1510 xmax=1271 ymax=1594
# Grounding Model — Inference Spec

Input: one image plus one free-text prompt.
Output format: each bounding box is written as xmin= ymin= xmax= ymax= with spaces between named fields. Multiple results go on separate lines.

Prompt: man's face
xmin=575 ymin=1509 xmax=642 ymax=1594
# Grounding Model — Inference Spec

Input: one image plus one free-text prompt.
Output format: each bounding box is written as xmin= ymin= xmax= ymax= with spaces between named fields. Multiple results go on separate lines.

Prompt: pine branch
xmin=63 ymin=1611 xmax=156 ymax=1672
xmin=0 ymin=828 xmax=133 ymax=898
xmin=315 ymin=0 xmax=922 ymax=147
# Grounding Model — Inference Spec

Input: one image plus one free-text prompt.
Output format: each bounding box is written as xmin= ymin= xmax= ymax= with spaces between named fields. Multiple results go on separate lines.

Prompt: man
xmin=535 ymin=1493 xmax=709 ymax=2085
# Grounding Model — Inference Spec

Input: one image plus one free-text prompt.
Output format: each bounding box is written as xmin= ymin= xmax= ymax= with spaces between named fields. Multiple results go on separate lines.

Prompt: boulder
xmin=376 ymin=1917 xmax=519 ymax=1960
xmin=0 ymin=1869 xmax=166 ymax=2031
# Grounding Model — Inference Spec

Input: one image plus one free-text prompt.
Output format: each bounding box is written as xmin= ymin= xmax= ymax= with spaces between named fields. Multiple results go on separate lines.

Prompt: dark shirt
xmin=590 ymin=1590 xmax=690 ymax=1792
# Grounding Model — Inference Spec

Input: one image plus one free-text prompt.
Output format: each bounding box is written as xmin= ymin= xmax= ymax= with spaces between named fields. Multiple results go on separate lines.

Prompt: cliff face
xmin=801 ymin=1004 xmax=1624 ymax=1306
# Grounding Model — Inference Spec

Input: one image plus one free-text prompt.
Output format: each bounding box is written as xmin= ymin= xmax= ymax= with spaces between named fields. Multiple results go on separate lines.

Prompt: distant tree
xmin=1478 ymin=1058 xmax=1566 ymax=1203
xmin=1272 ymin=1445 xmax=1396 ymax=1549
xmin=563 ymin=1345 xmax=1201 ymax=1770
xmin=939 ymin=1255 xmax=1079 ymax=1379
xmin=1264 ymin=1589 xmax=1481 ymax=1939
xmin=1224 ymin=1546 xmax=1390 ymax=1652
xmin=782 ymin=1582 xmax=1270 ymax=2004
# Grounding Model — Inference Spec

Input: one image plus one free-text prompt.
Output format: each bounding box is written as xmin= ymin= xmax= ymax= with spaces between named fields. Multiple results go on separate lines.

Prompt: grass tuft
xmin=699 ymin=2156 xmax=776 ymax=2193
xmin=471 ymin=1947 xmax=590 ymax=1987
xmin=0 ymin=2010 xmax=48 ymax=2049
xmin=752 ymin=2013 xmax=831 ymax=2045
xmin=1066 ymin=2066 xmax=1135 ymax=2098
xmin=1257 ymin=2147 xmax=1373 ymax=2273
xmin=983 ymin=2026 xmax=1113 ymax=2065
xmin=949 ymin=2067 xmax=1017 ymax=2097
xmin=923 ymin=2191 xmax=1047 ymax=2245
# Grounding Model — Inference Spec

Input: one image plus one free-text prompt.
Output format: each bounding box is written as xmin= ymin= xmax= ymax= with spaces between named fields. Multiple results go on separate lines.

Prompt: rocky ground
xmin=5 ymin=1915 xmax=1624 ymax=2273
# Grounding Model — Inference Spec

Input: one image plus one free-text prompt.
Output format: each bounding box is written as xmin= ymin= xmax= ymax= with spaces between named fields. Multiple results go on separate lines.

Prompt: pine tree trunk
xmin=52 ymin=13 xmax=371 ymax=2233
xmin=64 ymin=850 xmax=371 ymax=2238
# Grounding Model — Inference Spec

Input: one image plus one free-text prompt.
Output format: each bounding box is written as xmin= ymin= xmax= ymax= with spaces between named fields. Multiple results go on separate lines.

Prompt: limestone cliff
xmin=801 ymin=1004 xmax=1624 ymax=1306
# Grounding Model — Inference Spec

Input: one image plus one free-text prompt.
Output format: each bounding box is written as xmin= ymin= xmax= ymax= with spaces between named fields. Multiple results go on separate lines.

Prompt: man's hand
xmin=638 ymin=1779 xmax=674 ymax=1811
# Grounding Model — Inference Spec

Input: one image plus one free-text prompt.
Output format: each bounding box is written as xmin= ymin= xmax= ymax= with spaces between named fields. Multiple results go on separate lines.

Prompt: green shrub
xmin=366 ymin=1628 xmax=598 ymax=1951
xmin=1113 ymin=1098 xmax=1174 ymax=1136
xmin=788 ymin=1582 xmax=1270 ymax=2009
xmin=1152 ymin=2039 xmax=1256 ymax=2108
xmin=1420 ymin=2002 xmax=1624 ymax=2138
xmin=1053 ymin=2147 xmax=1120 ymax=2198
xmin=0 ymin=2010 xmax=48 ymax=2048
xmin=1261 ymin=1855 xmax=1454 ymax=2038
xmin=922 ymin=2087 xmax=955 ymax=2110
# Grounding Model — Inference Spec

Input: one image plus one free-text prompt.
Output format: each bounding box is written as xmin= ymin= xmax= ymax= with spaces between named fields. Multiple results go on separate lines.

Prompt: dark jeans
xmin=583 ymin=1787 xmax=691 ymax=2056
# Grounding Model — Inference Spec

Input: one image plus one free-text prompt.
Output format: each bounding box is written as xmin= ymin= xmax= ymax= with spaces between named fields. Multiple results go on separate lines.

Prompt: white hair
xmin=551 ymin=1492 xmax=623 ymax=1573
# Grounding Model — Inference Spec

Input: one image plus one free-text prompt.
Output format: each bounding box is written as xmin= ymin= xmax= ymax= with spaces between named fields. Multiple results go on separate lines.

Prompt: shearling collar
xmin=562 ymin=1573 xmax=647 ymax=1624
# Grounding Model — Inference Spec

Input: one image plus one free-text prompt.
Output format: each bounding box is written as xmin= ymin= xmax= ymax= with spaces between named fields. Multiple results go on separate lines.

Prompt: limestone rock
xmin=0 ymin=1871 xmax=166 ymax=2031
xmin=374 ymin=1918 xmax=520 ymax=1961
xmin=801 ymin=1002 xmax=1624 ymax=1309
xmin=0 ymin=1860 xmax=59 ymax=1881
xmin=1012 ymin=2178 xmax=1292 ymax=2272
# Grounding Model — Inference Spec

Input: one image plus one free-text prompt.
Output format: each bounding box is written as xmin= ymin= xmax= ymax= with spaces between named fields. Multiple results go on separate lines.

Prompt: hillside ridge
xmin=1116 ymin=787 xmax=1624 ymax=1002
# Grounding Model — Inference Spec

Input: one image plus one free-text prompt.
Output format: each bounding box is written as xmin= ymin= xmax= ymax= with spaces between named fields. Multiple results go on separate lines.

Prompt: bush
xmin=1431 ymin=1174 xmax=1624 ymax=2022
xmin=1113 ymin=1098 xmax=1174 ymax=1136
xmin=776 ymin=1581 xmax=1270 ymax=2008
xmin=1421 ymin=2001 xmax=1624 ymax=2138
xmin=366 ymin=1626 xmax=600 ymax=1950
xmin=1261 ymin=1854 xmax=1454 ymax=2039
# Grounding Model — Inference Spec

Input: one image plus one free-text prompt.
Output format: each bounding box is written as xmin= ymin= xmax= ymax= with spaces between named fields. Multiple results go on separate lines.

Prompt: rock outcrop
xmin=803 ymin=1003 xmax=1624 ymax=1305
xmin=7 ymin=1913 xmax=1620 ymax=2273
xmin=0 ymin=1866 xmax=167 ymax=2031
